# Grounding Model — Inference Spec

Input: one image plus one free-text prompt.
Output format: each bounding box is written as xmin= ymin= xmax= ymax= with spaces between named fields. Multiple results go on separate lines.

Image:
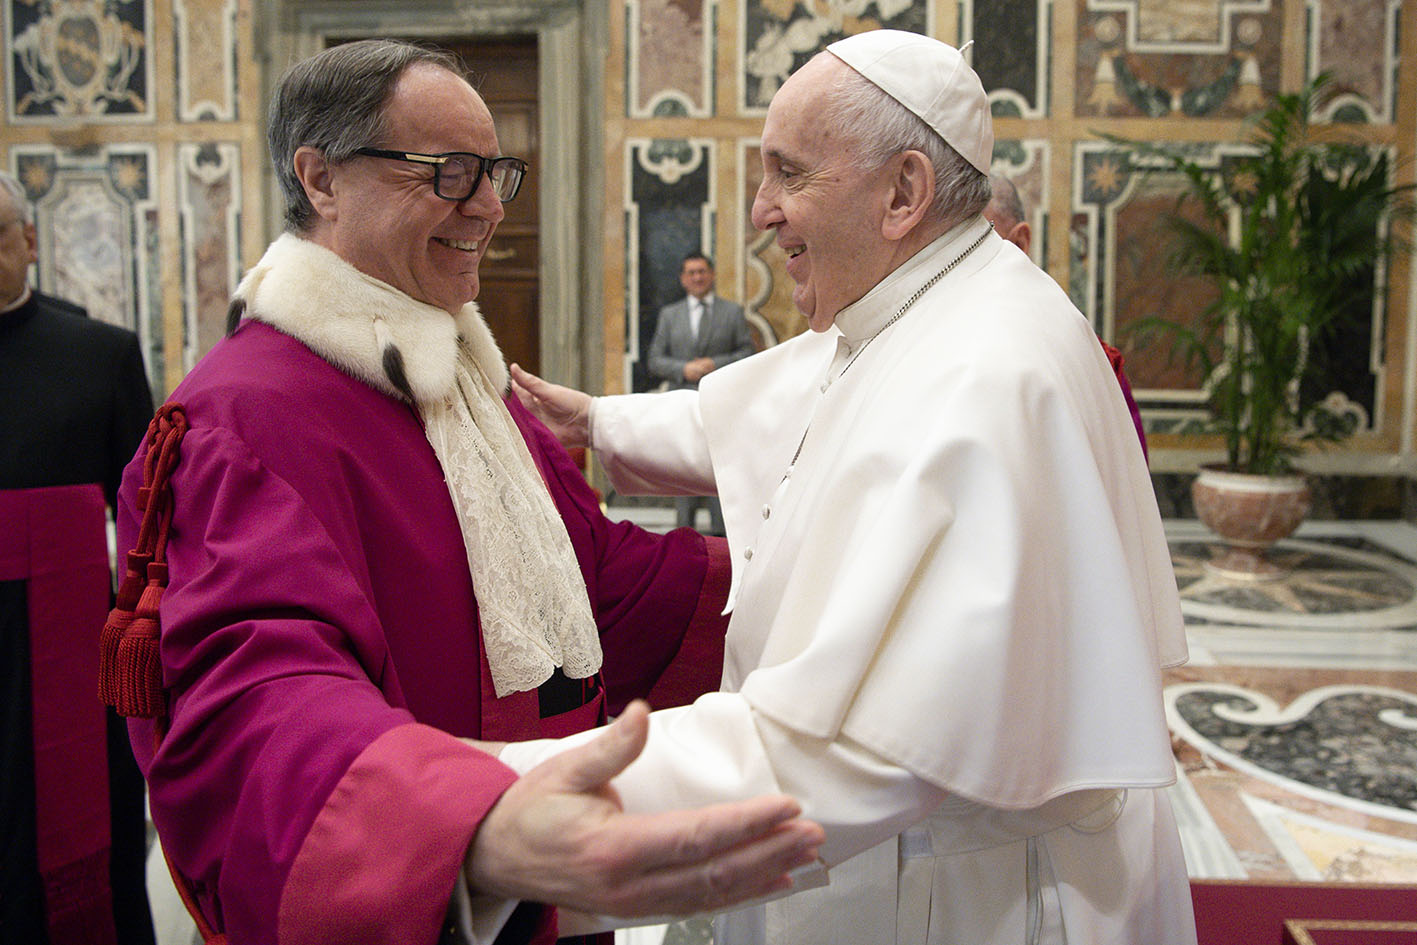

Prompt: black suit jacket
xmin=0 ymin=290 xmax=156 ymax=944
xmin=0 ymin=291 xmax=154 ymax=505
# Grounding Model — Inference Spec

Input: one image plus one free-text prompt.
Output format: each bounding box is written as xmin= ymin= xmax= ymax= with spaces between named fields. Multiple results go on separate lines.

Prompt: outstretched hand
xmin=466 ymin=701 xmax=824 ymax=917
xmin=510 ymin=363 xmax=593 ymax=450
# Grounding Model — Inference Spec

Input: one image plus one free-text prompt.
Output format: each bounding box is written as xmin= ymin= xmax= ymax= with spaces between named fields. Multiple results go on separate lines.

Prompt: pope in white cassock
xmin=500 ymin=29 xmax=1198 ymax=945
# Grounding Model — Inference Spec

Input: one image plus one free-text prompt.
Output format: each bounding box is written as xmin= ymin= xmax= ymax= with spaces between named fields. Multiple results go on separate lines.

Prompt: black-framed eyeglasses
xmin=354 ymin=148 xmax=528 ymax=202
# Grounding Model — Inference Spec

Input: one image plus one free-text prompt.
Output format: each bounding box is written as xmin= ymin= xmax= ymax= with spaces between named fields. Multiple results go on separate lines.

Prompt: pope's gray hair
xmin=0 ymin=171 xmax=33 ymax=225
xmin=268 ymin=39 xmax=466 ymax=232
xmin=825 ymin=64 xmax=991 ymax=228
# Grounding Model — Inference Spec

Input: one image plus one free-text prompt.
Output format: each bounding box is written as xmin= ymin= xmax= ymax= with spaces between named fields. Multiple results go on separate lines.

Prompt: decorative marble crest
xmin=1078 ymin=0 xmax=1398 ymax=121
xmin=7 ymin=0 xmax=152 ymax=121
xmin=740 ymin=0 xmax=927 ymax=113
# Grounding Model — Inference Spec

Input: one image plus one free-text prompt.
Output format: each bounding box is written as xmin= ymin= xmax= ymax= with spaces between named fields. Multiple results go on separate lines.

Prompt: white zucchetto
xmin=827 ymin=29 xmax=994 ymax=175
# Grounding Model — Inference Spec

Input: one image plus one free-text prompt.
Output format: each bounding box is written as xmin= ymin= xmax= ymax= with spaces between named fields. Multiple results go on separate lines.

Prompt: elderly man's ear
xmin=292 ymin=146 xmax=339 ymax=220
xmin=881 ymin=150 xmax=936 ymax=241
xmin=1000 ymin=219 xmax=1032 ymax=255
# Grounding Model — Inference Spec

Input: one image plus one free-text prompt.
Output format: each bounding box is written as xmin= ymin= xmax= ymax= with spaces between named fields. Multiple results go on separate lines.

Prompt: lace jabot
xmin=232 ymin=234 xmax=601 ymax=697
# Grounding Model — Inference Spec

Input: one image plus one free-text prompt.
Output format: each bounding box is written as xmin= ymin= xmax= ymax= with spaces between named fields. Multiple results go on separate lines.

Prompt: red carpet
xmin=1192 ymin=880 xmax=1417 ymax=944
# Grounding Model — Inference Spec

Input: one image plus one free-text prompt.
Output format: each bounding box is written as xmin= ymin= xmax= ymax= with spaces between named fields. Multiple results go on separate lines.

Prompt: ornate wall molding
xmin=175 ymin=0 xmax=238 ymax=121
xmin=972 ymin=0 xmax=1050 ymax=119
xmin=178 ymin=141 xmax=241 ymax=369
xmin=624 ymin=137 xmax=714 ymax=392
xmin=628 ymin=0 xmax=715 ymax=118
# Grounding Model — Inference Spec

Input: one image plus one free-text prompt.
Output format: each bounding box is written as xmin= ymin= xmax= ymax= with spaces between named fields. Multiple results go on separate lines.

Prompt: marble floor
xmin=147 ymin=513 xmax=1417 ymax=943
xmin=1163 ymin=519 xmax=1417 ymax=885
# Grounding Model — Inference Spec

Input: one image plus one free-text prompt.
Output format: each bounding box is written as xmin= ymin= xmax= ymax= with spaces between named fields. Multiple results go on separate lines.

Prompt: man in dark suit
xmin=647 ymin=253 xmax=754 ymax=533
xmin=0 ymin=169 xmax=156 ymax=945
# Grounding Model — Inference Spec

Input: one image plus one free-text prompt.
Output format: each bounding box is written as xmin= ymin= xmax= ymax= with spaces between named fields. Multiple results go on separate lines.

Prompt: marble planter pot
xmin=1191 ymin=465 xmax=1312 ymax=580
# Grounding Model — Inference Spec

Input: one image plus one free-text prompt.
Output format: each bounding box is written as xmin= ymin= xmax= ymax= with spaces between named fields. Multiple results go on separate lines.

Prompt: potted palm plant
xmin=1106 ymin=75 xmax=1413 ymax=578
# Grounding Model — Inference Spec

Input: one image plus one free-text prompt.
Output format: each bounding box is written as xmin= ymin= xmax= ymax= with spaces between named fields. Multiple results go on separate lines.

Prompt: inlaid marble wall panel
xmin=178 ymin=142 xmax=241 ymax=368
xmin=1311 ymin=0 xmax=1400 ymax=123
xmin=6 ymin=0 xmax=153 ymax=121
xmin=740 ymin=0 xmax=928 ymax=112
xmin=12 ymin=146 xmax=164 ymax=386
xmin=972 ymin=0 xmax=1049 ymax=118
xmin=1076 ymin=0 xmax=1282 ymax=117
xmin=1072 ymin=142 xmax=1237 ymax=434
xmin=1071 ymin=140 xmax=1384 ymax=438
xmin=625 ymin=138 xmax=714 ymax=393
xmin=175 ymin=0 xmax=238 ymax=121
xmin=628 ymin=0 xmax=713 ymax=117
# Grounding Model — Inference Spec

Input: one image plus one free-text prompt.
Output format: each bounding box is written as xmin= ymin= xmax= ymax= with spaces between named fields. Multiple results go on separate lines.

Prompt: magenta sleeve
xmin=278 ymin=723 xmax=517 ymax=945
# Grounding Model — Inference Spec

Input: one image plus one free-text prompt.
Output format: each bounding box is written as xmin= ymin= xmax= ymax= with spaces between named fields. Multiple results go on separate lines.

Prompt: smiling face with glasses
xmin=295 ymin=62 xmax=525 ymax=314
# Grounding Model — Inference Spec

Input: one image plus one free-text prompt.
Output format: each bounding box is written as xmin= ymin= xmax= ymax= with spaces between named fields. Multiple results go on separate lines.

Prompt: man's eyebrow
xmin=761 ymin=146 xmax=801 ymax=167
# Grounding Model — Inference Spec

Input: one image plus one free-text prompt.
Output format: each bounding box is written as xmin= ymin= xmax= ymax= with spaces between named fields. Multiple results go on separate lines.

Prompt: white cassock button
xmin=762 ymin=504 xmax=771 ymax=519
xmin=744 ymin=547 xmax=754 ymax=560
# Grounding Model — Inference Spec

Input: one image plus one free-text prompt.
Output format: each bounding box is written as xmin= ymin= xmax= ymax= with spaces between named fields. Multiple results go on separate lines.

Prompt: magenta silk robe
xmin=118 ymin=321 xmax=729 ymax=945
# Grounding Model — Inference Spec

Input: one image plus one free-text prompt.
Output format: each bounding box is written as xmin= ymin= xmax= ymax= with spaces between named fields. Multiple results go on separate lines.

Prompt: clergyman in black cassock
xmin=0 ymin=172 xmax=156 ymax=945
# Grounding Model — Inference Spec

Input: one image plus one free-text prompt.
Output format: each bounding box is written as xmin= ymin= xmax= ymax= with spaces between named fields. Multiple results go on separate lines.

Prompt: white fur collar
xmin=231 ymin=233 xmax=508 ymax=403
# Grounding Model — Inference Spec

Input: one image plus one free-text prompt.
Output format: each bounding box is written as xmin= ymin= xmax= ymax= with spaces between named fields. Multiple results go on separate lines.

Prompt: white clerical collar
xmin=832 ymin=215 xmax=993 ymax=349
xmin=1 ymin=284 xmax=32 ymax=314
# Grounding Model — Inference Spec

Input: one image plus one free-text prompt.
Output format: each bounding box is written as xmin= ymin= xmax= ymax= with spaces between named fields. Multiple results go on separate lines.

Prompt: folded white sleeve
xmin=497 ymin=691 xmax=949 ymax=929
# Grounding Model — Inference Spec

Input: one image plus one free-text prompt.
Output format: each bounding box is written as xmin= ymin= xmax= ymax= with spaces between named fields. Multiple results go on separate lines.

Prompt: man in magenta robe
xmin=118 ymin=39 xmax=821 ymax=945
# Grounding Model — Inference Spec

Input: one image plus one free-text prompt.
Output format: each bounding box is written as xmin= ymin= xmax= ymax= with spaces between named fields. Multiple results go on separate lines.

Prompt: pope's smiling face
xmin=320 ymin=63 xmax=506 ymax=314
xmin=750 ymin=54 xmax=901 ymax=332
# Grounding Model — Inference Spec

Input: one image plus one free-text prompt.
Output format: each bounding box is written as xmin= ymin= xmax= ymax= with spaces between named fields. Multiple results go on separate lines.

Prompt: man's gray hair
xmin=826 ymin=66 xmax=992 ymax=228
xmin=268 ymin=39 xmax=465 ymax=232
xmin=0 ymin=171 xmax=34 ymax=225
xmin=986 ymin=173 xmax=1025 ymax=229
